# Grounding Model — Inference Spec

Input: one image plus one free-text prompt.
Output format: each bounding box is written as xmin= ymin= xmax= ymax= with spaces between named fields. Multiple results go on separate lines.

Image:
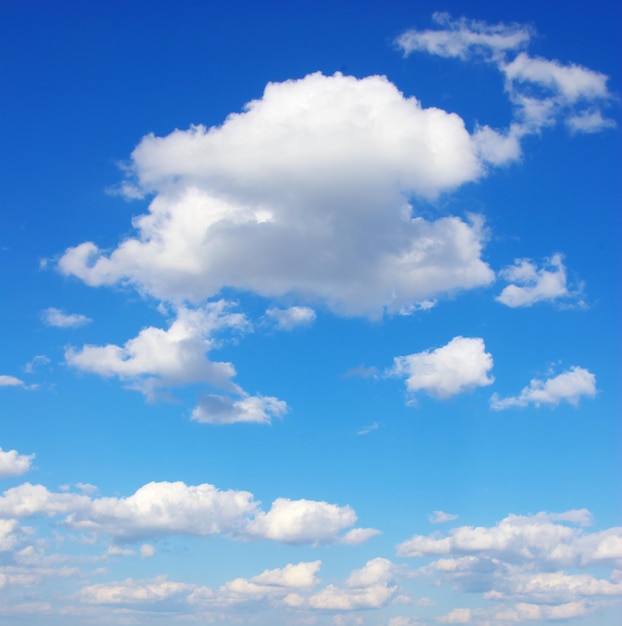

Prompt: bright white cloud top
xmin=1 ymin=4 xmax=618 ymax=626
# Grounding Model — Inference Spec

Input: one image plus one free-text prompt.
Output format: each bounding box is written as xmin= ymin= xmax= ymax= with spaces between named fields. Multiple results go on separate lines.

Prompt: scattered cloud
xmin=429 ymin=511 xmax=459 ymax=524
xmin=58 ymin=72 xmax=500 ymax=318
xmin=191 ymin=394 xmax=287 ymax=425
xmin=389 ymin=336 xmax=494 ymax=399
xmin=0 ymin=375 xmax=25 ymax=388
xmin=398 ymin=510 xmax=622 ymax=624
xmin=42 ymin=308 xmax=91 ymax=328
xmin=491 ymin=366 xmax=596 ymax=410
xmin=357 ymin=422 xmax=379 ymax=436
xmin=23 ymin=355 xmax=50 ymax=374
xmin=265 ymin=306 xmax=316 ymax=330
xmin=496 ymin=254 xmax=582 ymax=308
xmin=0 ymin=447 xmax=34 ymax=479
xmin=396 ymin=13 xmax=614 ymax=142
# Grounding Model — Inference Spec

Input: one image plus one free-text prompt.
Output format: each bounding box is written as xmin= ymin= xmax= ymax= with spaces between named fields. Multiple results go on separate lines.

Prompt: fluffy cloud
xmin=389 ymin=336 xmax=494 ymax=399
xmin=0 ymin=448 xmax=34 ymax=479
xmin=496 ymin=254 xmax=581 ymax=307
xmin=59 ymin=72 xmax=500 ymax=317
xmin=397 ymin=14 xmax=614 ymax=138
xmin=80 ymin=558 xmax=399 ymax=615
xmin=490 ymin=366 xmax=596 ymax=410
xmin=42 ymin=308 xmax=91 ymax=328
xmin=0 ymin=480 xmax=375 ymax=546
xmin=397 ymin=510 xmax=622 ymax=568
xmin=399 ymin=511 xmax=622 ymax=623
xmin=65 ymin=301 xmax=285 ymax=423
xmin=265 ymin=306 xmax=316 ymax=330
xmin=65 ymin=302 xmax=246 ymax=397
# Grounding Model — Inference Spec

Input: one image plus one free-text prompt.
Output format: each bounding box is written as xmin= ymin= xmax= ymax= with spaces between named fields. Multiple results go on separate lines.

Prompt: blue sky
xmin=0 ymin=1 xmax=620 ymax=624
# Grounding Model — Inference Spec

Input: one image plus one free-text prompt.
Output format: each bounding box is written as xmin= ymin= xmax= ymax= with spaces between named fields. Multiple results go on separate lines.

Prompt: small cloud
xmin=340 ymin=527 xmax=382 ymax=545
xmin=140 ymin=544 xmax=155 ymax=558
xmin=0 ymin=447 xmax=35 ymax=478
xmin=429 ymin=510 xmax=459 ymax=524
xmin=491 ymin=366 xmax=596 ymax=410
xmin=357 ymin=422 xmax=379 ymax=436
xmin=399 ymin=299 xmax=437 ymax=315
xmin=24 ymin=355 xmax=50 ymax=374
xmin=76 ymin=483 xmax=98 ymax=495
xmin=42 ymin=307 xmax=92 ymax=328
xmin=388 ymin=336 xmax=494 ymax=400
xmin=0 ymin=375 xmax=25 ymax=388
xmin=496 ymin=254 xmax=583 ymax=308
xmin=107 ymin=545 xmax=135 ymax=557
xmin=265 ymin=306 xmax=316 ymax=330
xmin=342 ymin=365 xmax=378 ymax=379
xmin=191 ymin=394 xmax=287 ymax=425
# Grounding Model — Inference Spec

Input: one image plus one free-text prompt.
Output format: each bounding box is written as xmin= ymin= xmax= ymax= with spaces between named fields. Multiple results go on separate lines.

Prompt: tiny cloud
xmin=42 ymin=307 xmax=92 ymax=328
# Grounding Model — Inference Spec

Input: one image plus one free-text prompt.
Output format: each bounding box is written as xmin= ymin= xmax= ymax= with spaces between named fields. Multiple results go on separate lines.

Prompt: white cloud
xmin=438 ymin=607 xmax=472 ymax=624
xmin=490 ymin=366 xmax=596 ymax=410
xmin=429 ymin=511 xmax=459 ymax=524
xmin=357 ymin=422 xmax=379 ymax=436
xmin=246 ymin=497 xmax=372 ymax=545
xmin=397 ymin=510 xmax=622 ymax=568
xmin=306 ymin=558 xmax=399 ymax=610
xmin=0 ymin=448 xmax=34 ymax=479
xmin=502 ymin=53 xmax=610 ymax=102
xmin=389 ymin=336 xmax=494 ymax=399
xmin=0 ymin=480 xmax=374 ymax=547
xmin=80 ymin=575 xmax=193 ymax=604
xmin=42 ymin=308 xmax=91 ymax=328
xmin=140 ymin=544 xmax=155 ymax=558
xmin=23 ymin=355 xmax=50 ymax=374
xmin=191 ymin=393 xmax=287 ymax=425
xmin=496 ymin=254 xmax=581 ymax=307
xmin=0 ymin=376 xmax=25 ymax=388
xmin=399 ymin=511 xmax=622 ymax=624
xmin=396 ymin=12 xmax=531 ymax=61
xmin=58 ymin=72 xmax=499 ymax=318
xmin=265 ymin=306 xmax=316 ymax=330
xmin=396 ymin=14 xmax=614 ymax=139
xmin=65 ymin=302 xmax=246 ymax=398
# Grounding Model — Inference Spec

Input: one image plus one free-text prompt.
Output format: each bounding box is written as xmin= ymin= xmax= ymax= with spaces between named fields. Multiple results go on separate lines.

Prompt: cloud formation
xmin=59 ymin=72 xmax=501 ymax=317
xmin=0 ymin=480 xmax=376 ymax=546
xmin=491 ymin=366 xmax=597 ymax=410
xmin=0 ymin=447 xmax=34 ymax=479
xmin=389 ymin=336 xmax=494 ymax=399
xmin=42 ymin=308 xmax=92 ymax=328
xmin=396 ymin=13 xmax=615 ymax=146
xmin=265 ymin=306 xmax=316 ymax=330
xmin=496 ymin=254 xmax=581 ymax=308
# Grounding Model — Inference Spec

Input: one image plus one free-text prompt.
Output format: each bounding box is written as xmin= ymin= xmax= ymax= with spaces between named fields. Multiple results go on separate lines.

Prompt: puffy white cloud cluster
xmin=65 ymin=301 xmax=286 ymax=424
xmin=389 ymin=336 xmax=494 ymax=399
xmin=0 ymin=447 xmax=34 ymax=479
xmin=398 ymin=510 xmax=622 ymax=621
xmin=496 ymin=254 xmax=581 ymax=308
xmin=80 ymin=557 xmax=401 ymax=615
xmin=491 ymin=366 xmax=597 ymax=410
xmin=59 ymin=71 xmax=501 ymax=318
xmin=397 ymin=13 xmax=615 ymax=142
xmin=0 ymin=480 xmax=377 ymax=546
